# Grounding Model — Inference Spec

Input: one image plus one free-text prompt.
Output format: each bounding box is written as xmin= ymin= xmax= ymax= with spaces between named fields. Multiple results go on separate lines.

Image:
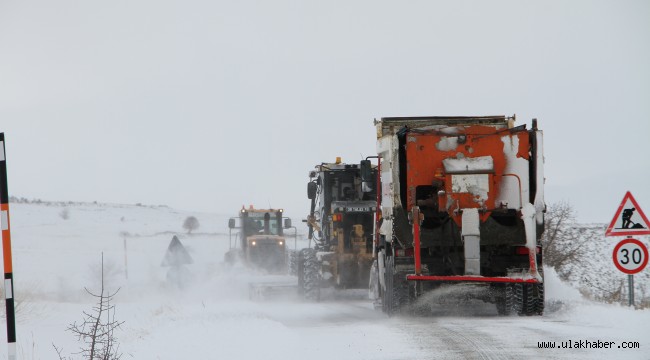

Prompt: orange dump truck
xmin=369 ymin=116 xmax=545 ymax=315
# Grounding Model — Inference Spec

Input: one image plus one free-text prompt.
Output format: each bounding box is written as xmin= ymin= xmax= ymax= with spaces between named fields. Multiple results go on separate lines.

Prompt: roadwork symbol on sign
xmin=605 ymin=191 xmax=650 ymax=237
xmin=612 ymin=238 xmax=648 ymax=274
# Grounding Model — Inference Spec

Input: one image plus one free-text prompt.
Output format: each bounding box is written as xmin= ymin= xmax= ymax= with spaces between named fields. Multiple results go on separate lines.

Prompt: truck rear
xmin=371 ymin=116 xmax=545 ymax=315
xmin=299 ymin=159 xmax=378 ymax=300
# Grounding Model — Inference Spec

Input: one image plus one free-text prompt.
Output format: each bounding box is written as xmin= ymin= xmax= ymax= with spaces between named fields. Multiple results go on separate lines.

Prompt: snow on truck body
xmin=372 ymin=116 xmax=545 ymax=316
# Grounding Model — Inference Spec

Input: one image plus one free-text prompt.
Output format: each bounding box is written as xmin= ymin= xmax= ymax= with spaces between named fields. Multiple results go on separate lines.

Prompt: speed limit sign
xmin=613 ymin=238 xmax=649 ymax=274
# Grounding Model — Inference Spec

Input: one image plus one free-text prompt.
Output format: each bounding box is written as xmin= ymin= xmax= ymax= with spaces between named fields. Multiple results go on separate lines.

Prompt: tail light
xmin=515 ymin=246 xmax=541 ymax=255
xmin=332 ymin=213 xmax=343 ymax=222
xmin=395 ymin=248 xmax=414 ymax=257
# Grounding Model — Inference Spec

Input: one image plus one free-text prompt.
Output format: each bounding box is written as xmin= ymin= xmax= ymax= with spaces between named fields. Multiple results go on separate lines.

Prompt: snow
xmin=439 ymin=126 xmax=461 ymax=135
xmin=1 ymin=201 xmax=649 ymax=360
xmin=442 ymin=155 xmax=494 ymax=173
xmin=376 ymin=134 xmax=399 ymax=240
xmin=544 ymin=267 xmax=582 ymax=302
xmin=435 ymin=136 xmax=459 ymax=151
xmin=444 ymin=155 xmax=494 ymax=207
xmin=451 ymin=174 xmax=490 ymax=205
xmin=497 ymin=134 xmax=530 ymax=210
xmin=521 ymin=202 xmax=541 ymax=280
xmin=533 ymin=130 xmax=545 ymax=225
xmin=0 ymin=202 xmax=413 ymax=359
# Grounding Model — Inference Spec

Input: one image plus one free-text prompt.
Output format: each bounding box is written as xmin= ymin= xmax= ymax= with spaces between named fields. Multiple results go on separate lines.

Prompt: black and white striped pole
xmin=0 ymin=133 xmax=16 ymax=360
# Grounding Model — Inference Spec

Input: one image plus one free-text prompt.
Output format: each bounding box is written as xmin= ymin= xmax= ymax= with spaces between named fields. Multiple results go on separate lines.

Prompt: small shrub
xmin=59 ymin=208 xmax=70 ymax=220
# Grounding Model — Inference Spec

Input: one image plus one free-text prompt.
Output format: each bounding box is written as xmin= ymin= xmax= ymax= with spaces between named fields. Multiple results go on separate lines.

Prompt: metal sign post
xmin=0 ymin=133 xmax=16 ymax=360
xmin=628 ymin=274 xmax=634 ymax=307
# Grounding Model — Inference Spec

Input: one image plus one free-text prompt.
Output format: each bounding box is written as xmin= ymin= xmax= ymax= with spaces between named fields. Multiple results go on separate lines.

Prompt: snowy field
xmin=1 ymin=202 xmax=649 ymax=359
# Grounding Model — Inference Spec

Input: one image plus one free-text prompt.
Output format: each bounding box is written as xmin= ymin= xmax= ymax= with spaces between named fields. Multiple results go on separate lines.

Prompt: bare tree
xmin=542 ymin=201 xmax=592 ymax=278
xmin=60 ymin=208 xmax=70 ymax=220
xmin=183 ymin=216 xmax=200 ymax=234
xmin=54 ymin=254 xmax=124 ymax=360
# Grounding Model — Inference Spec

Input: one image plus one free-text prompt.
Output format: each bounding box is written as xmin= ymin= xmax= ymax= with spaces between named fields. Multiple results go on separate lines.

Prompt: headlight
xmin=278 ymin=241 xmax=283 ymax=245
xmin=251 ymin=240 xmax=256 ymax=246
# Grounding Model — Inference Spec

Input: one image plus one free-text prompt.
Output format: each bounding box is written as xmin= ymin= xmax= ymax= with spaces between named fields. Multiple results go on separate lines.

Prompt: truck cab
xmin=227 ymin=206 xmax=289 ymax=273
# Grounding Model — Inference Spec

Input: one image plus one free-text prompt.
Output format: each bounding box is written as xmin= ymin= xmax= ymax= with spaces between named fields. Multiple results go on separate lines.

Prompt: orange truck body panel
xmin=404 ymin=126 xmax=530 ymax=225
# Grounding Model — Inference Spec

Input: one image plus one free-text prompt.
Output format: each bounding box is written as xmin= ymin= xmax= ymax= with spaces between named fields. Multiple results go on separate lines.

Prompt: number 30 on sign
xmin=613 ymin=239 xmax=649 ymax=274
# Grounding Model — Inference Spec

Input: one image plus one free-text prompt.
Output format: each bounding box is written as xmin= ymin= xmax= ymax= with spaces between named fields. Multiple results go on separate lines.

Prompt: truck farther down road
xmin=226 ymin=206 xmax=291 ymax=274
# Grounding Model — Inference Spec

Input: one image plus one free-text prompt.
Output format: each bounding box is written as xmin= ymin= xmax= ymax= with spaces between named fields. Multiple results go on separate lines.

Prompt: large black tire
xmin=496 ymin=284 xmax=512 ymax=315
xmin=497 ymin=268 xmax=544 ymax=316
xmin=509 ymin=281 xmax=544 ymax=316
xmin=298 ymin=248 xmax=321 ymax=301
xmin=535 ymin=281 xmax=545 ymax=315
xmin=288 ymin=250 xmax=298 ymax=276
xmin=513 ymin=283 xmax=524 ymax=315
xmin=382 ymin=256 xmax=408 ymax=316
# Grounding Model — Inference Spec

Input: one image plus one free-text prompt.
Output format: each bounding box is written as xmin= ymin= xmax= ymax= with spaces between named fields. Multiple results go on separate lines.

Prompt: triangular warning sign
xmin=161 ymin=235 xmax=194 ymax=266
xmin=605 ymin=191 xmax=650 ymax=236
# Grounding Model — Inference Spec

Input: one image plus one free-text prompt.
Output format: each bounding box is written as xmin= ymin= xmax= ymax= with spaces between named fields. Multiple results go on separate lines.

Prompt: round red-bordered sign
xmin=612 ymin=238 xmax=649 ymax=274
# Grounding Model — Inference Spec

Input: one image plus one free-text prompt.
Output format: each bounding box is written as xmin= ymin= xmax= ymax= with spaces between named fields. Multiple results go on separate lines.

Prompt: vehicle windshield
xmin=244 ymin=212 xmax=280 ymax=236
xmin=329 ymin=172 xmax=376 ymax=201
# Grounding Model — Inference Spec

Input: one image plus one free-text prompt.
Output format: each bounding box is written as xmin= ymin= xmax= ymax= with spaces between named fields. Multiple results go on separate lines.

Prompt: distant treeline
xmin=8 ymin=196 xmax=168 ymax=209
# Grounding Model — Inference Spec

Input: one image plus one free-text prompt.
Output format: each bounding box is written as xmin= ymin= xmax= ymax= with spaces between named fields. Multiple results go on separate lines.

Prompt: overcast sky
xmin=1 ymin=0 xmax=649 ymax=225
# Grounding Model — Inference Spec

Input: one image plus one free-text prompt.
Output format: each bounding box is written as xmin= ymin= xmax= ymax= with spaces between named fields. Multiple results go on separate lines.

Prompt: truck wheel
xmin=511 ymin=282 xmax=544 ymax=316
xmin=513 ymin=283 xmax=525 ymax=315
xmin=299 ymin=248 xmax=321 ymax=301
xmin=496 ymin=284 xmax=512 ymax=315
xmin=288 ymin=250 xmax=298 ymax=276
xmin=382 ymin=256 xmax=408 ymax=316
xmin=535 ymin=282 xmax=545 ymax=315
xmin=382 ymin=255 xmax=395 ymax=315
xmin=523 ymin=282 xmax=544 ymax=316
xmin=525 ymin=284 xmax=536 ymax=315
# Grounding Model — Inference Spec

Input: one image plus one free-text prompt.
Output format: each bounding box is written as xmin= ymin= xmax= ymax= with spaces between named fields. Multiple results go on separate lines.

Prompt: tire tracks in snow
xmin=394 ymin=317 xmax=512 ymax=360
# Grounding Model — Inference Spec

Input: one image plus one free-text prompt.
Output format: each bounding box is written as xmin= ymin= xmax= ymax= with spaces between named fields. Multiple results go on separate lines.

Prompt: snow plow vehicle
xmin=299 ymin=158 xmax=379 ymax=300
xmin=370 ymin=116 xmax=545 ymax=316
xmin=226 ymin=206 xmax=291 ymax=274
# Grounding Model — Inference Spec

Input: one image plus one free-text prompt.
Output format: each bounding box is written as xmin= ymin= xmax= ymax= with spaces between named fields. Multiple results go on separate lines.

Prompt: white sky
xmin=1 ymin=0 xmax=649 ymax=224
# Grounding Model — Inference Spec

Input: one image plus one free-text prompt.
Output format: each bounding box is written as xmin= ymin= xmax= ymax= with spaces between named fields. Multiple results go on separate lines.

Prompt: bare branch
xmin=53 ymin=253 xmax=124 ymax=360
